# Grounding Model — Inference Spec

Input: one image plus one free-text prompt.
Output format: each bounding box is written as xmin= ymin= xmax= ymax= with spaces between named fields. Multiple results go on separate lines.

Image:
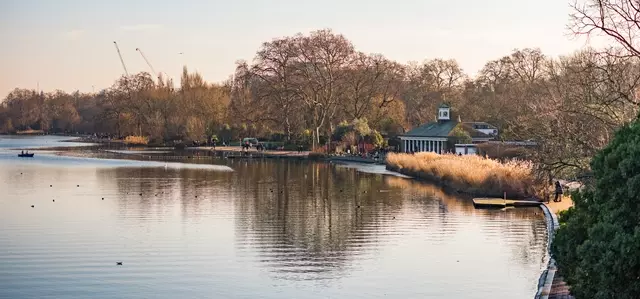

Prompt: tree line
xmin=1 ymin=28 xmax=639 ymax=177
xmin=550 ymin=1 xmax=640 ymax=298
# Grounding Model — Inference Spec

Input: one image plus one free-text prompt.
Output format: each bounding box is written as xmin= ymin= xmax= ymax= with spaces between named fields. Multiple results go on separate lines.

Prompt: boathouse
xmin=399 ymin=104 xmax=497 ymax=154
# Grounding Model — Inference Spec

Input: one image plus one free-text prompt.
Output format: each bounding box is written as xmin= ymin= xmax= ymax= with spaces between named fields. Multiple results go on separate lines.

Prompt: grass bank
xmin=385 ymin=152 xmax=538 ymax=199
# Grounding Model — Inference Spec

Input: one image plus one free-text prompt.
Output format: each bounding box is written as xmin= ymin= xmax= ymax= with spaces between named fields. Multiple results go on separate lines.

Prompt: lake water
xmin=0 ymin=136 xmax=548 ymax=299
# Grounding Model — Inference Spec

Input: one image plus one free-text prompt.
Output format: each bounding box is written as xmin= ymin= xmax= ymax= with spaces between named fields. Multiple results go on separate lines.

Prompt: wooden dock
xmin=472 ymin=197 xmax=541 ymax=208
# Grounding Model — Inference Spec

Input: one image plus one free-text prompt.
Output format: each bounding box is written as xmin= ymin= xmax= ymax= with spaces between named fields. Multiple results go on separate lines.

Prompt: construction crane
xmin=113 ymin=41 xmax=129 ymax=76
xmin=135 ymin=47 xmax=158 ymax=79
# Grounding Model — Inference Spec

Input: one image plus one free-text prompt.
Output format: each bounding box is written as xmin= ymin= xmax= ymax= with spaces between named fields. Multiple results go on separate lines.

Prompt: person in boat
xmin=554 ymin=181 xmax=563 ymax=202
xmin=21 ymin=150 xmax=24 ymax=155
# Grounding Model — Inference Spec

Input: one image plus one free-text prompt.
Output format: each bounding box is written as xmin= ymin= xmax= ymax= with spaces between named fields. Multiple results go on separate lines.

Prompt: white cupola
xmin=437 ymin=103 xmax=451 ymax=121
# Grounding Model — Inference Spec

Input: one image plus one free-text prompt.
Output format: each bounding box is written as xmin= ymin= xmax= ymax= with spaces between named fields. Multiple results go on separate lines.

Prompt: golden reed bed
xmin=385 ymin=152 xmax=538 ymax=199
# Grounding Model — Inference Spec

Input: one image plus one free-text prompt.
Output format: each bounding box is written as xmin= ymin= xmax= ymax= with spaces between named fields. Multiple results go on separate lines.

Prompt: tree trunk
xmin=315 ymin=126 xmax=321 ymax=150
xmin=285 ymin=117 xmax=292 ymax=142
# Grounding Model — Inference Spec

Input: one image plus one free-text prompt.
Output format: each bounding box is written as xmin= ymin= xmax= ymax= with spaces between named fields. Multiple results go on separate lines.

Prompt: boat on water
xmin=18 ymin=153 xmax=34 ymax=158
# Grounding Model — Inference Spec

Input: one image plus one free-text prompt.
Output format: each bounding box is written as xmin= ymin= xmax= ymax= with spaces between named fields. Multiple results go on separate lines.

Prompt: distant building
xmin=399 ymin=103 xmax=498 ymax=154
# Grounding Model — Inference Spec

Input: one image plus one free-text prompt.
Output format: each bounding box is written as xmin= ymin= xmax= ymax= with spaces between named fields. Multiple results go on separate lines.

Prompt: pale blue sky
xmin=0 ymin=0 xmax=601 ymax=96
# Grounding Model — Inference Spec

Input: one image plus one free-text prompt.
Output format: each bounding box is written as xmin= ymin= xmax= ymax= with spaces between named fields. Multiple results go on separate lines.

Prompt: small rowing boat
xmin=18 ymin=153 xmax=34 ymax=157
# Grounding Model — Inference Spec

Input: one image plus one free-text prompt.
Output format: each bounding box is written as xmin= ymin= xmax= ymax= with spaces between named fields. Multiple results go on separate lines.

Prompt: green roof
xmin=404 ymin=120 xmax=459 ymax=137
xmin=404 ymin=121 xmax=493 ymax=138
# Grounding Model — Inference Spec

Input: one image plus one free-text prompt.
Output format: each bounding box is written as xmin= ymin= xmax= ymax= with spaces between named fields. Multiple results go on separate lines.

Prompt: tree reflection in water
xmin=103 ymin=159 xmax=547 ymax=283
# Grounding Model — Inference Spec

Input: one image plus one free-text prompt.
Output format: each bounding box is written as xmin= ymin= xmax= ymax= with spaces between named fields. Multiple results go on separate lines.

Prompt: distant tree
xmin=451 ymin=126 xmax=472 ymax=144
xmin=367 ymin=130 xmax=384 ymax=148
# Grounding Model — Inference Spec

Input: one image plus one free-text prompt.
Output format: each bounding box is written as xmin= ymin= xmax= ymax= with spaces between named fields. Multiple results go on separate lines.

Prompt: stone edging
xmin=535 ymin=203 xmax=559 ymax=299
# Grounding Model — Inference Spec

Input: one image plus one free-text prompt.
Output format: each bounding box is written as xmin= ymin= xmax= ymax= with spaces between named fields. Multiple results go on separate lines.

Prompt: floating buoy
xmin=50 ymin=185 xmax=52 ymax=187
xmin=102 ymin=198 xmax=104 ymax=200
xmin=77 ymin=185 xmax=79 ymax=187
xmin=52 ymin=199 xmax=55 ymax=202
xmin=31 ymin=205 xmax=34 ymax=208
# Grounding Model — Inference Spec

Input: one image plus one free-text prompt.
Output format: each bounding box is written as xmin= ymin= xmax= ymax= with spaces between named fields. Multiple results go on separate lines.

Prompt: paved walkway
xmin=193 ymin=146 xmax=311 ymax=157
xmin=549 ymin=273 xmax=574 ymax=299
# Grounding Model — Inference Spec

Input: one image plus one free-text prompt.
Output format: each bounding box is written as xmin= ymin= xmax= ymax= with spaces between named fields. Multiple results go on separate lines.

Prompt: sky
xmin=0 ymin=0 xmax=606 ymax=97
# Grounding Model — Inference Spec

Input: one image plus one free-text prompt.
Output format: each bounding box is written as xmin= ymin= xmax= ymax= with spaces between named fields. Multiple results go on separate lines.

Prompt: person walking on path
xmin=554 ymin=181 xmax=563 ymax=202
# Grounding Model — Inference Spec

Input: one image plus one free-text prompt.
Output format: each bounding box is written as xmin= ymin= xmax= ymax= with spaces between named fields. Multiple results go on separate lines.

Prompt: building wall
xmin=455 ymin=144 xmax=478 ymax=155
xmin=477 ymin=128 xmax=498 ymax=136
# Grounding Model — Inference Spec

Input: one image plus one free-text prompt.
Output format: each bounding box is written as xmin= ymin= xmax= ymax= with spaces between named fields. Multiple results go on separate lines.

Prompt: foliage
xmin=451 ymin=126 xmax=472 ymax=144
xmin=385 ymin=152 xmax=537 ymax=199
xmin=332 ymin=121 xmax=351 ymax=141
xmin=351 ymin=118 xmax=371 ymax=137
xmin=551 ymin=119 xmax=640 ymax=299
xmin=367 ymin=130 xmax=384 ymax=148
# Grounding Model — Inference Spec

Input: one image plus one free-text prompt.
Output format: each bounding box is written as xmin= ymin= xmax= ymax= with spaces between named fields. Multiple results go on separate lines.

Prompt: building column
xmin=428 ymin=140 xmax=432 ymax=152
xmin=436 ymin=141 xmax=440 ymax=154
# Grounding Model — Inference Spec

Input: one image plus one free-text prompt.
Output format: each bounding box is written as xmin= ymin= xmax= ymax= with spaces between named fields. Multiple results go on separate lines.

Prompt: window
xmin=442 ymin=111 xmax=448 ymax=117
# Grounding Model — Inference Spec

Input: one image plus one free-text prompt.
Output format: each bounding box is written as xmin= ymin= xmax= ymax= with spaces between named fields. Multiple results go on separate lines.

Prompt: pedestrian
xmin=554 ymin=181 xmax=563 ymax=202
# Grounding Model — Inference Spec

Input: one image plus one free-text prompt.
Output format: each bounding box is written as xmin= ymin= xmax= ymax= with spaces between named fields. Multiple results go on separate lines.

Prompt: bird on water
xmin=116 ymin=262 xmax=123 ymax=266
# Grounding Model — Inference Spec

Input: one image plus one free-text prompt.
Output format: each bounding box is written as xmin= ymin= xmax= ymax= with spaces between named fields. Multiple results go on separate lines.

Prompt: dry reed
xmin=124 ymin=135 xmax=149 ymax=145
xmin=385 ymin=152 xmax=538 ymax=199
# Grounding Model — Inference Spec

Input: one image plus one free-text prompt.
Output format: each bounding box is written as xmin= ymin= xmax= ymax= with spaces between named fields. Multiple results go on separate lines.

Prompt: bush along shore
xmin=385 ymin=152 xmax=539 ymax=199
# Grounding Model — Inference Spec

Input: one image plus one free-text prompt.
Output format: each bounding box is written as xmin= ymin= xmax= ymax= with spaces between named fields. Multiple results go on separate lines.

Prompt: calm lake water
xmin=0 ymin=136 xmax=548 ymax=299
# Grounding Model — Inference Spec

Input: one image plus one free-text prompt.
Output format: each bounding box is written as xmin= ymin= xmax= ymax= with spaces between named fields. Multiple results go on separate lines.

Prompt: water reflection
xmin=0 ymin=155 xmax=548 ymax=299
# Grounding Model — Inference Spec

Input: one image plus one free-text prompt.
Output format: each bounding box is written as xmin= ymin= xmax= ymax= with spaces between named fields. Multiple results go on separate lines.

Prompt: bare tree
xmin=290 ymin=29 xmax=355 ymax=149
xmin=570 ymin=0 xmax=640 ymax=58
xmin=251 ymin=37 xmax=301 ymax=141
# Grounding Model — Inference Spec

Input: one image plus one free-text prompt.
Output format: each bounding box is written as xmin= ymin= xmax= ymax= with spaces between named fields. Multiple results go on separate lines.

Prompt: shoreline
xmin=535 ymin=203 xmax=561 ymax=299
